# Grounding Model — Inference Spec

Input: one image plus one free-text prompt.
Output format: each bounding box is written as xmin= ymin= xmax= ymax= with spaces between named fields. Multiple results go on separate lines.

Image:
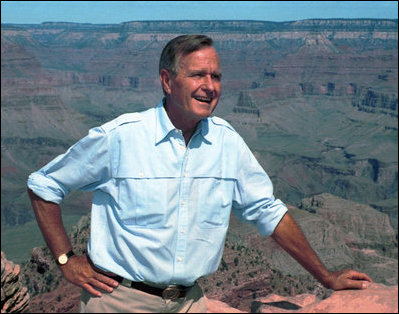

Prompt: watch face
xmin=58 ymin=254 xmax=68 ymax=265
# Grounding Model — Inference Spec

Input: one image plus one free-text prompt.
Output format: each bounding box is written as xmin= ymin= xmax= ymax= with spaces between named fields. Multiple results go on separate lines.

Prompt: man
xmin=27 ymin=35 xmax=371 ymax=313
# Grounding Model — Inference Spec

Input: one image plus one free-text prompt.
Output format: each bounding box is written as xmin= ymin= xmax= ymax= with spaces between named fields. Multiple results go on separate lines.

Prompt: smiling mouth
xmin=194 ymin=96 xmax=213 ymax=103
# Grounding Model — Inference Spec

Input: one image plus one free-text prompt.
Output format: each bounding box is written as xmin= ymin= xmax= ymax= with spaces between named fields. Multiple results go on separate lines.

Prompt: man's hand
xmin=323 ymin=269 xmax=372 ymax=290
xmin=60 ymin=254 xmax=119 ymax=297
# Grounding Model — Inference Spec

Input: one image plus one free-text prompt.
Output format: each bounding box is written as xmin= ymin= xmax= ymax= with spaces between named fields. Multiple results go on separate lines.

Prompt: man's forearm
xmin=271 ymin=212 xmax=332 ymax=287
xmin=28 ymin=189 xmax=119 ymax=297
xmin=27 ymin=189 xmax=72 ymax=259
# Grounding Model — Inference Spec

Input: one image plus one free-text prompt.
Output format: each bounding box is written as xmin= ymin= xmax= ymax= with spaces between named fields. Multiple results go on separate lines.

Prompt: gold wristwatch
xmin=56 ymin=250 xmax=75 ymax=265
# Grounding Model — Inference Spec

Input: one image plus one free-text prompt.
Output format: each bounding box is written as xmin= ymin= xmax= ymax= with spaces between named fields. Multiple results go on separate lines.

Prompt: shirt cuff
xmin=256 ymin=200 xmax=288 ymax=237
xmin=27 ymin=173 xmax=65 ymax=204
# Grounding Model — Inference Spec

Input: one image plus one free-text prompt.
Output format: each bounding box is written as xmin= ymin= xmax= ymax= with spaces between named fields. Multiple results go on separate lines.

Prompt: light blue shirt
xmin=27 ymin=100 xmax=287 ymax=286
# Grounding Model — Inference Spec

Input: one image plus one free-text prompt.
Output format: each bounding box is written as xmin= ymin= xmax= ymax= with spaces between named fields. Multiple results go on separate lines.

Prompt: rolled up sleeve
xmin=232 ymin=139 xmax=287 ymax=237
xmin=27 ymin=127 xmax=110 ymax=204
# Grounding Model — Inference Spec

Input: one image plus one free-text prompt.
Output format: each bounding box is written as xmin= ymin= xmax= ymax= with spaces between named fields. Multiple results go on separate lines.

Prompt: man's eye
xmin=212 ymin=74 xmax=221 ymax=81
xmin=190 ymin=73 xmax=221 ymax=81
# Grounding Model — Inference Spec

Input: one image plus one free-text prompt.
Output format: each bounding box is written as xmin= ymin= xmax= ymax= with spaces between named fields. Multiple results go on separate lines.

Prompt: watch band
xmin=56 ymin=250 xmax=75 ymax=265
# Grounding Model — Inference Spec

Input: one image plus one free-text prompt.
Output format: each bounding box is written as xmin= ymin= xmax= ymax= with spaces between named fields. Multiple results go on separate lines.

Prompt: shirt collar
xmin=155 ymin=99 xmax=176 ymax=145
xmin=197 ymin=118 xmax=213 ymax=144
xmin=155 ymin=98 xmax=214 ymax=145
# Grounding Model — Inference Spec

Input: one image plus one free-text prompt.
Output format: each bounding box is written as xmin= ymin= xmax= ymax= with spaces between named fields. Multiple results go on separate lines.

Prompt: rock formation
xmin=242 ymin=194 xmax=398 ymax=289
xmin=27 ymin=282 xmax=399 ymax=313
xmin=1 ymin=252 xmax=30 ymax=313
xmin=1 ymin=18 xmax=397 ymax=313
xmin=352 ymin=87 xmax=398 ymax=117
xmin=1 ymin=20 xmax=397 ymax=244
xmin=21 ymin=194 xmax=398 ymax=312
xmin=252 ymin=283 xmax=398 ymax=313
xmin=233 ymin=91 xmax=260 ymax=117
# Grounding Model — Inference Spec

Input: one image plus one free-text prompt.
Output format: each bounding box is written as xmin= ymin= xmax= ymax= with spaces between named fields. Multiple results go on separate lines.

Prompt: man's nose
xmin=201 ymin=75 xmax=216 ymax=92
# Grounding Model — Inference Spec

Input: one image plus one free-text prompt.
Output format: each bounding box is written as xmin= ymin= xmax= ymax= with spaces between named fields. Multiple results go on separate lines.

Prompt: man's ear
xmin=160 ymin=69 xmax=173 ymax=95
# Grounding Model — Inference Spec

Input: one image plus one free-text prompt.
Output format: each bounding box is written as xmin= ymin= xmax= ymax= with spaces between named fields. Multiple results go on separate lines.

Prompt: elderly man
xmin=28 ymin=34 xmax=371 ymax=313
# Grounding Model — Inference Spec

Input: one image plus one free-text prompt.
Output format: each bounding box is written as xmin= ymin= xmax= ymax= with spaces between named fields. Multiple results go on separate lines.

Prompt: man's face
xmin=161 ymin=47 xmax=222 ymax=124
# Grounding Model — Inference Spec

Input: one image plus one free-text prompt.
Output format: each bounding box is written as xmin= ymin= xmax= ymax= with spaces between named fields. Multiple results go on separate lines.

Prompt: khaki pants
xmin=79 ymin=281 xmax=207 ymax=313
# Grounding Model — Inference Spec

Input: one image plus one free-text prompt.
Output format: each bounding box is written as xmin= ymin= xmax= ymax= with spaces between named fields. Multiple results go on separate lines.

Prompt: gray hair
xmin=159 ymin=34 xmax=214 ymax=77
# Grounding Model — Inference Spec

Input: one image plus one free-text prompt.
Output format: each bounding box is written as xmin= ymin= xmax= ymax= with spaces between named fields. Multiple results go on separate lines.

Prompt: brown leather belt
xmin=115 ymin=276 xmax=192 ymax=300
xmin=86 ymin=256 xmax=191 ymax=300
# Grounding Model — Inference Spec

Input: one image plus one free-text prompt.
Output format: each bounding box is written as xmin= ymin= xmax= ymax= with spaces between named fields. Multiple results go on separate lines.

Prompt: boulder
xmin=205 ymin=296 xmax=247 ymax=313
xmin=250 ymin=283 xmax=398 ymax=313
xmin=1 ymin=251 xmax=30 ymax=313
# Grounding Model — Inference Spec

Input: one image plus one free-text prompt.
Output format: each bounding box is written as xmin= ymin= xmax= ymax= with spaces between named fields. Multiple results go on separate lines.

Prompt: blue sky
xmin=1 ymin=1 xmax=398 ymax=24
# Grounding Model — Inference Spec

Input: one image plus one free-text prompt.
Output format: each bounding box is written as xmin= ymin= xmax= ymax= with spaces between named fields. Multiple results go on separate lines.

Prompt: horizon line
xmin=3 ymin=17 xmax=399 ymax=26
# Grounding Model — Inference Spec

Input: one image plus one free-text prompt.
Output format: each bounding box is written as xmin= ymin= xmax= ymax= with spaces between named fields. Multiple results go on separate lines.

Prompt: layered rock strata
xmin=1 ymin=252 xmax=30 ymax=313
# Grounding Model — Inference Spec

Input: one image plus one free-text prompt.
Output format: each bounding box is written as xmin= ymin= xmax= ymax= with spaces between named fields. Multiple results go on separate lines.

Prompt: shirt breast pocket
xmin=117 ymin=177 xmax=167 ymax=228
xmin=197 ymin=178 xmax=234 ymax=228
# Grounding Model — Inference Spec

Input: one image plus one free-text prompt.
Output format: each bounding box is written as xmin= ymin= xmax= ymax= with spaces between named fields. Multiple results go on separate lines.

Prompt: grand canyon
xmin=1 ymin=19 xmax=397 ymax=312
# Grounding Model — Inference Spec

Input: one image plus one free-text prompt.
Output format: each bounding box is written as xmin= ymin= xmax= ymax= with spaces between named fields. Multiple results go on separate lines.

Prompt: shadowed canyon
xmin=1 ymin=19 xmax=398 ymax=312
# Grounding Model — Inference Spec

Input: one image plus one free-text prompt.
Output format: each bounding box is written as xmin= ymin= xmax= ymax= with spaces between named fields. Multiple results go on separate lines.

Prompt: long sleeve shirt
xmin=27 ymin=99 xmax=287 ymax=286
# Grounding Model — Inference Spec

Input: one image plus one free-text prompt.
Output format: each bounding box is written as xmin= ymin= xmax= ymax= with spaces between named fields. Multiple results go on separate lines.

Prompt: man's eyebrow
xmin=189 ymin=70 xmax=222 ymax=77
xmin=189 ymin=68 xmax=221 ymax=73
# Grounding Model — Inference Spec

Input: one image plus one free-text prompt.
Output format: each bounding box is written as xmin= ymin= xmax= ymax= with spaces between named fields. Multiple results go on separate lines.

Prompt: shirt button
xmin=183 ymin=173 xmax=187 ymax=177
xmin=177 ymin=257 xmax=182 ymax=262
xmin=181 ymin=228 xmax=185 ymax=234
xmin=138 ymin=172 xmax=144 ymax=177
xmin=174 ymin=129 xmax=179 ymax=134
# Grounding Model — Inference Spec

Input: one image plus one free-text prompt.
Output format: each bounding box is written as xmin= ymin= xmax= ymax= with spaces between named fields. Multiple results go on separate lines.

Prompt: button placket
xmin=173 ymin=140 xmax=190 ymax=279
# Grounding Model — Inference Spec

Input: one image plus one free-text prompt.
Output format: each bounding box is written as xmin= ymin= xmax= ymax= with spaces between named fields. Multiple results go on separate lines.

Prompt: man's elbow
xmin=27 ymin=188 xmax=39 ymax=201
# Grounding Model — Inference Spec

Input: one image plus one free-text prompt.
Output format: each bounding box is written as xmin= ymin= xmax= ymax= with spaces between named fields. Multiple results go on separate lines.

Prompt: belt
xmin=115 ymin=276 xmax=192 ymax=300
